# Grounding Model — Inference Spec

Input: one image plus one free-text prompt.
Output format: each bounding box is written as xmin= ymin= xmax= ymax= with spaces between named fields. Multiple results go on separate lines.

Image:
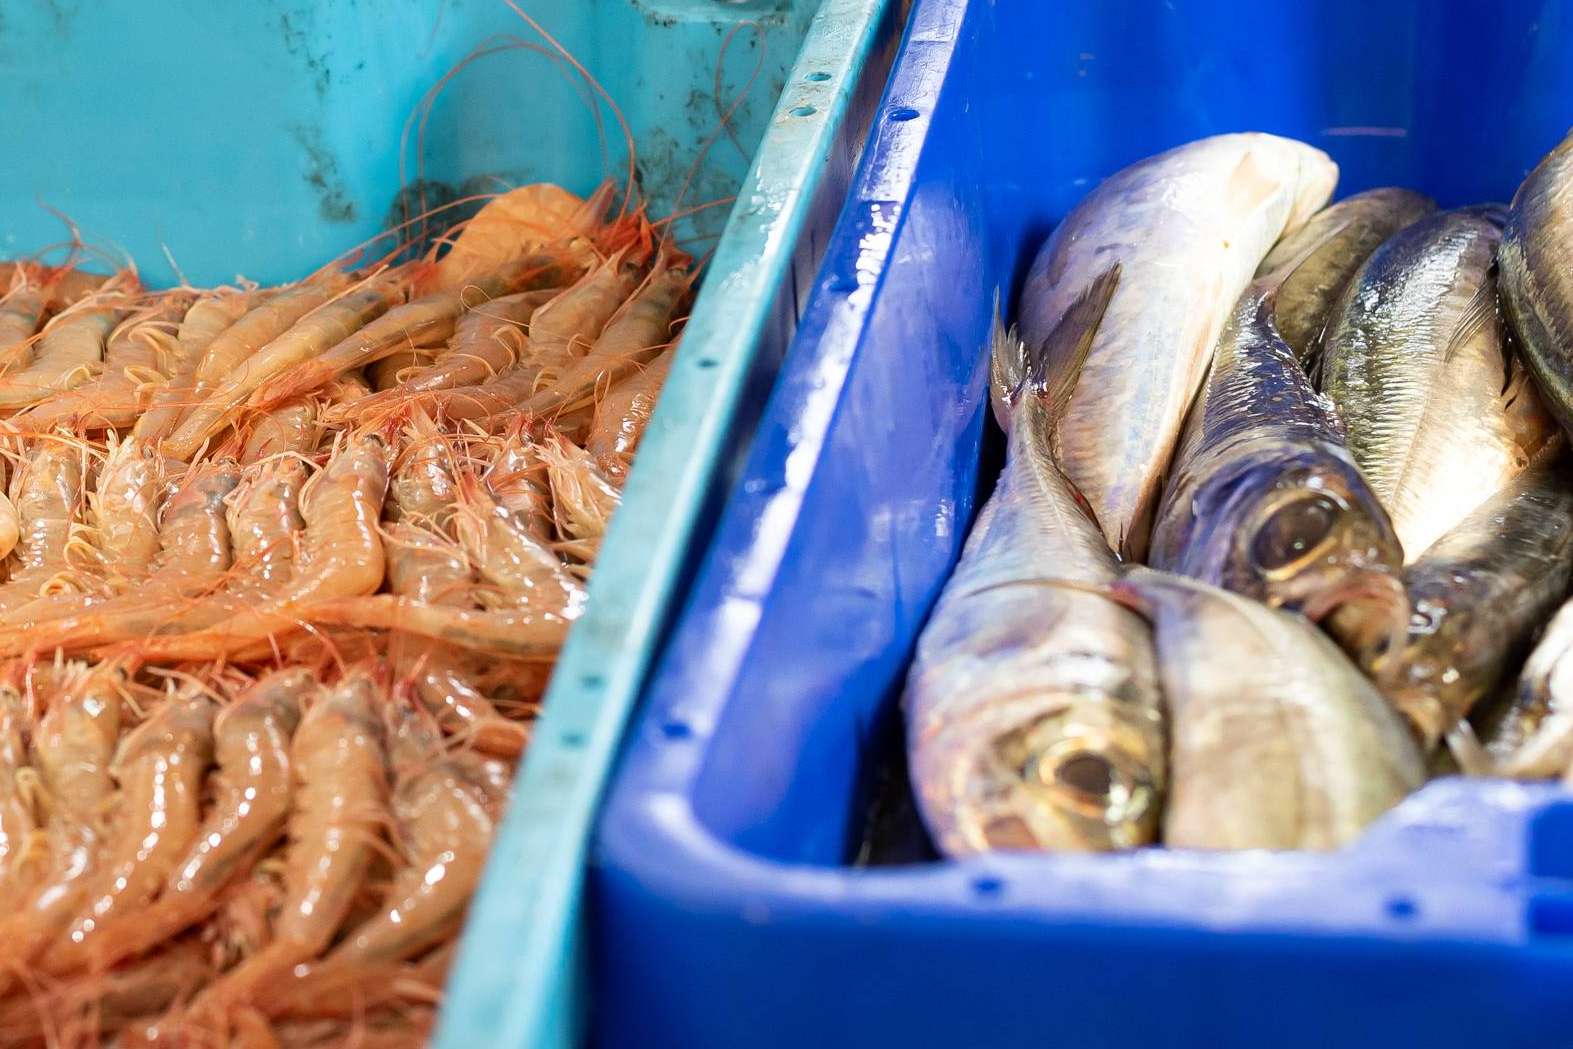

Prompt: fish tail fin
xmin=1026 ymin=263 xmax=1122 ymax=430
xmin=988 ymin=290 xmax=1028 ymax=431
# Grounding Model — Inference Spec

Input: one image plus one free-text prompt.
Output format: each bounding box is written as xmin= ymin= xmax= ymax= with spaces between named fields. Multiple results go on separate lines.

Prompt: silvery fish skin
xmin=1019 ymin=132 xmax=1337 ymax=560
xmin=1348 ymin=455 xmax=1573 ymax=749
xmin=1150 ymin=275 xmax=1404 ymax=655
xmin=1255 ymin=187 xmax=1435 ymax=369
xmin=1321 ymin=206 xmax=1559 ymax=561
xmin=1116 ymin=567 xmax=1423 ymax=851
xmin=1477 ymin=598 xmax=1573 ymax=779
xmin=1501 ymin=127 xmax=1573 ymax=438
xmin=905 ymin=271 xmax=1166 ymax=856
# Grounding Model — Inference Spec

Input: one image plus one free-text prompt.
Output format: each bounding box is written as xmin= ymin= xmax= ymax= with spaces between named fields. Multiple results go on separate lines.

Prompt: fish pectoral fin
xmin=989 ymin=290 xmax=1028 ymax=428
xmin=1226 ymin=149 xmax=1282 ymax=218
xmin=1027 ymin=263 xmax=1122 ymax=419
xmin=1442 ymin=268 xmax=1498 ymax=364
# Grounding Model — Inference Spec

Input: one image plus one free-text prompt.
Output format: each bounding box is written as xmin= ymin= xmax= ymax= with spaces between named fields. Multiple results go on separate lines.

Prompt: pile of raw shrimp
xmin=0 ymin=182 xmax=689 ymax=1047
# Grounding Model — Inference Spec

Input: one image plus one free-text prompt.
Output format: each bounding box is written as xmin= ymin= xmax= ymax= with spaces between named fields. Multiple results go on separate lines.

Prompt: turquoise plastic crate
xmin=0 ymin=1 xmax=898 ymax=1045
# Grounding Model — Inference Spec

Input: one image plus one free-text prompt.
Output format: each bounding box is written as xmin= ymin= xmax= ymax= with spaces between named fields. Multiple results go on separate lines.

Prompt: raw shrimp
xmin=133 ymin=288 xmax=269 ymax=442
xmin=45 ymin=691 xmax=215 ymax=973
xmin=0 ymin=939 xmax=211 ymax=1047
xmin=0 ymin=459 xmax=240 ymax=652
xmin=356 ymin=289 xmax=548 ymax=408
xmin=174 ymin=667 xmax=387 ymax=1022
xmin=521 ymin=250 xmax=687 ymax=420
xmin=240 ymin=398 xmax=322 ymax=463
xmin=434 ymin=180 xmax=609 ymax=289
xmin=250 ymin=256 xmax=574 ymax=412
xmin=294 ymin=697 xmax=494 ymax=975
xmin=0 ymin=490 xmax=18 ymax=562
xmin=483 ymin=424 xmax=553 ymax=542
xmin=0 ymin=685 xmax=38 ymax=888
xmin=542 ymin=436 xmax=621 ymax=559
xmin=387 ymin=408 xmax=459 ymax=528
xmin=386 ymin=522 xmax=471 ymax=606
xmin=56 ymin=668 xmax=307 ymax=975
xmin=89 ymin=434 xmax=166 ymax=583
xmin=524 ymin=248 xmax=645 ymax=387
xmin=368 ymin=346 xmax=440 ymax=391
xmin=0 ymin=271 xmax=48 ymax=374
xmin=16 ymin=296 xmax=187 ymax=431
xmin=227 ymin=457 xmax=309 ymax=586
xmin=0 ymin=436 xmax=88 ymax=610
xmin=396 ymin=644 xmax=532 ymax=757
xmin=296 ymin=595 xmax=573 ymax=659
xmin=586 ymin=346 xmax=671 ymax=483
xmin=164 ymin=277 xmax=401 ymax=460
xmin=126 ymin=433 xmax=389 ymax=661
xmin=453 ymin=463 xmax=584 ymax=609
xmin=0 ymin=300 xmax=120 ymax=409
xmin=0 ymin=661 xmax=125 ymax=978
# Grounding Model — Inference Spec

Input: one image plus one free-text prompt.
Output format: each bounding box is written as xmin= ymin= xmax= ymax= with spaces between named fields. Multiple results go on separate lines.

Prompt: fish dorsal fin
xmin=1442 ymin=266 xmax=1498 ymax=364
xmin=1029 ymin=263 xmax=1122 ymax=425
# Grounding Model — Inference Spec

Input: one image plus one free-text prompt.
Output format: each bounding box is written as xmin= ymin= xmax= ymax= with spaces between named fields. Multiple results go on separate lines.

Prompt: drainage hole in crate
xmin=696 ymin=358 xmax=718 ymax=369
xmin=661 ymin=720 xmax=693 ymax=740
xmin=581 ymin=674 xmax=605 ymax=689
xmin=890 ymin=106 xmax=920 ymax=122
xmin=790 ymin=105 xmax=817 ymax=118
xmin=1385 ymin=896 xmax=1418 ymax=921
xmin=972 ymin=875 xmax=1004 ymax=897
xmin=560 ymin=731 xmax=587 ymax=748
xmin=1528 ymin=892 xmax=1573 ymax=936
xmin=805 ymin=71 xmax=832 ymax=82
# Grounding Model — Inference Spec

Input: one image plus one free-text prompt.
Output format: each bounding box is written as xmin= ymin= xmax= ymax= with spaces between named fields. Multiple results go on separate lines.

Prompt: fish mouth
xmin=1310 ymin=572 xmax=1410 ymax=673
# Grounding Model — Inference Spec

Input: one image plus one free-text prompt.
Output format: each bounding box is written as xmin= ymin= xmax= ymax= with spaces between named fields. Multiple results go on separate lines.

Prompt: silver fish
xmin=1115 ymin=567 xmax=1423 ymax=851
xmin=1321 ymin=205 xmax=1559 ymax=560
xmin=1255 ymin=187 xmax=1434 ymax=369
xmin=1149 ymin=270 xmax=1405 ymax=657
xmin=1501 ymin=127 xmax=1573 ymax=437
xmin=1477 ymin=597 xmax=1573 ymax=780
xmin=1019 ymin=132 xmax=1337 ymax=560
xmin=905 ymin=268 xmax=1166 ymax=856
xmin=1347 ymin=454 xmax=1573 ymax=749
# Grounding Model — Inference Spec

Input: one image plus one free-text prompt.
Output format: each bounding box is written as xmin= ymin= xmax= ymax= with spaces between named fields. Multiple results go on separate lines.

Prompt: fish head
xmin=943 ymin=689 xmax=1164 ymax=854
xmin=1186 ymin=447 xmax=1407 ymax=646
xmin=1340 ymin=587 xmax=1479 ymax=748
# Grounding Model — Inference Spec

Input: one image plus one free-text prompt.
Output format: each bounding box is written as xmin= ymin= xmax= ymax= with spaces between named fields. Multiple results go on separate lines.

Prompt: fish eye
xmin=1250 ymin=492 xmax=1339 ymax=573
xmin=1027 ymin=747 xmax=1120 ymax=818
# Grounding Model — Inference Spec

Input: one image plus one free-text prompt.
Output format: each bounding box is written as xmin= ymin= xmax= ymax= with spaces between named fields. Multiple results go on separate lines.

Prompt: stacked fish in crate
xmin=906 ymin=130 xmax=1573 ymax=856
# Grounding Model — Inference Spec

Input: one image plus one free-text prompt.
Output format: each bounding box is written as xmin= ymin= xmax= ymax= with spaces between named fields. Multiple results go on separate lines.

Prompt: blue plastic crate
xmin=593 ymin=2 xmax=1573 ymax=1046
xmin=0 ymin=2 xmax=899 ymax=1046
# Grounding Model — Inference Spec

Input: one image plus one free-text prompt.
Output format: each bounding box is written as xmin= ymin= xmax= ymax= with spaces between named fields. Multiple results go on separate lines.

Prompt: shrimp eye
xmin=1251 ymin=493 xmax=1339 ymax=573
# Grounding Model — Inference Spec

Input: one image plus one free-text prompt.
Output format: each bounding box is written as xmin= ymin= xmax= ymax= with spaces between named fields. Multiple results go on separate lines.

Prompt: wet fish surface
xmin=1349 ymin=454 xmax=1573 ymax=749
xmin=1321 ymin=205 xmax=1559 ymax=560
xmin=905 ymin=270 xmax=1166 ymax=856
xmin=1019 ymin=132 xmax=1336 ymax=560
xmin=1115 ymin=567 xmax=1423 ymax=851
xmin=1255 ymin=186 xmax=1434 ymax=369
xmin=1149 ymin=266 xmax=1404 ymax=655
xmin=1477 ymin=598 xmax=1573 ymax=779
xmin=1501 ymin=126 xmax=1573 ymax=438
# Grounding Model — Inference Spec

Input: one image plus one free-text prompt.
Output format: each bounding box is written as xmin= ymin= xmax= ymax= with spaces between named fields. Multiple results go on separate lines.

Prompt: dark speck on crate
xmin=291 ymin=124 xmax=358 ymax=223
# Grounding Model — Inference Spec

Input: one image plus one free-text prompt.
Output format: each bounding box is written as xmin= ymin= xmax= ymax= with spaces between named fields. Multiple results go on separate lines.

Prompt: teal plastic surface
xmin=0 ymin=0 xmax=818 ymax=285
xmin=0 ymin=1 xmax=895 ymax=1045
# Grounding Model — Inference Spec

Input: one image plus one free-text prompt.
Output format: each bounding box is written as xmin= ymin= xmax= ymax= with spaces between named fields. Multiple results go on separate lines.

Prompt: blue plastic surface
xmin=593 ymin=2 xmax=1573 ymax=1046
